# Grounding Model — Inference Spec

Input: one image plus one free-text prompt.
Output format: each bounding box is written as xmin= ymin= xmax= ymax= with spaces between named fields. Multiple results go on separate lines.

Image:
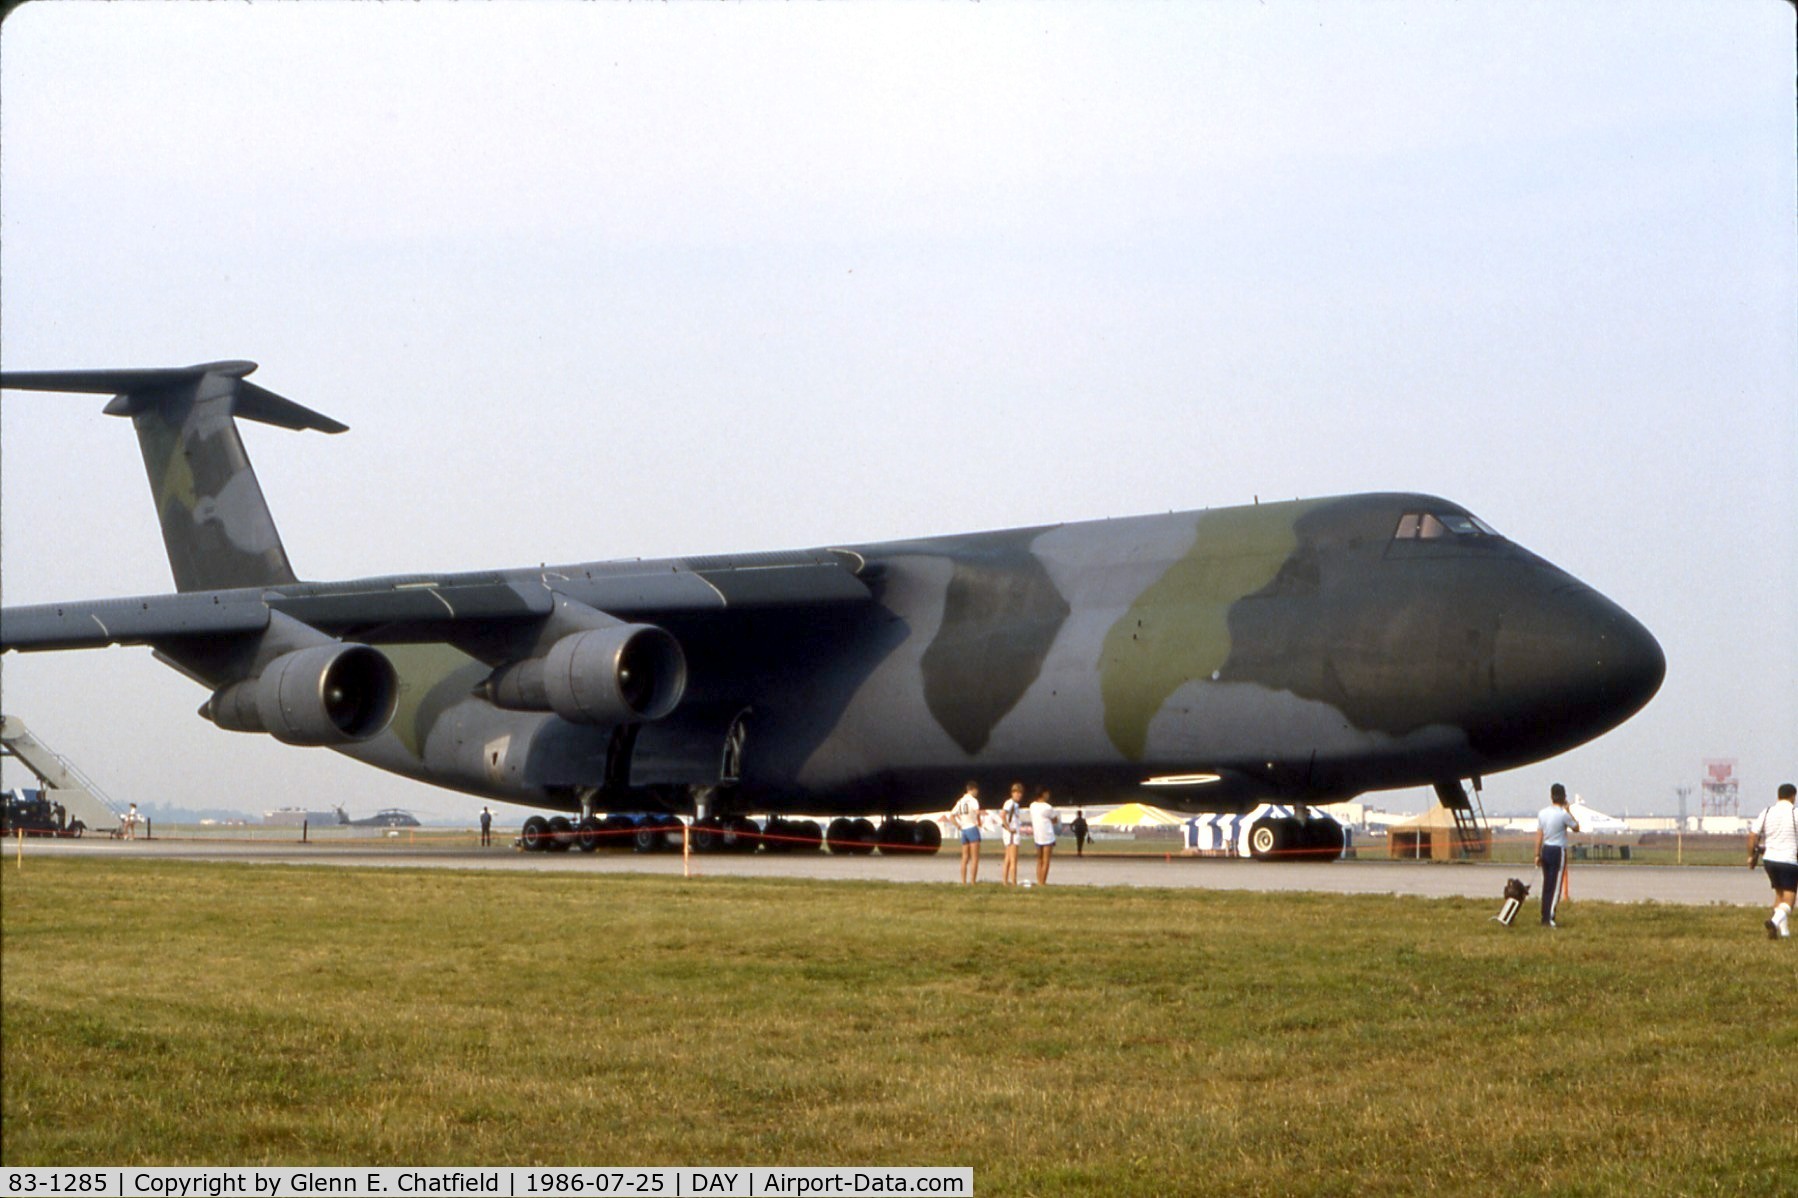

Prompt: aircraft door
xmin=629 ymin=705 xmax=753 ymax=789
xmin=721 ymin=710 xmax=748 ymax=784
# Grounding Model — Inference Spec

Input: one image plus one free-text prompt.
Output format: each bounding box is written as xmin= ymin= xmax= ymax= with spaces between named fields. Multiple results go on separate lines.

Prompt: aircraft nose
xmin=1483 ymin=581 xmax=1665 ymax=760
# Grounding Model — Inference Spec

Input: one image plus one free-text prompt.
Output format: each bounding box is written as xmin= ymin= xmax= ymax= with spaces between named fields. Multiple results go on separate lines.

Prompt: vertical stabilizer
xmin=0 ymin=361 xmax=346 ymax=592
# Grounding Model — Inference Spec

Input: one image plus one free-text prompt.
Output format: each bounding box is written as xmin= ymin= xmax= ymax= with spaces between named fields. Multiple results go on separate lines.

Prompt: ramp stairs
xmin=1 ymin=714 xmax=125 ymax=833
xmin=1433 ymin=779 xmax=1491 ymax=859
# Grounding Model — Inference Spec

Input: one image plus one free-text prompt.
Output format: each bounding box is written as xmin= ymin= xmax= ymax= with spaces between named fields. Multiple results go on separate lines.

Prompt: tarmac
xmin=9 ymin=836 xmax=1772 ymax=906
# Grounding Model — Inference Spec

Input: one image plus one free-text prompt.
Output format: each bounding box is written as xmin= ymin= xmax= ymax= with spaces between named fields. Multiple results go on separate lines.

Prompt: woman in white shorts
xmin=1000 ymin=782 xmax=1025 ymax=886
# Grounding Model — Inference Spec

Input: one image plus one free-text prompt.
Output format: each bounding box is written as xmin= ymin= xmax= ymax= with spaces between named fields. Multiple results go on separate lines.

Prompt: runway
xmin=10 ymin=836 xmax=1770 ymax=906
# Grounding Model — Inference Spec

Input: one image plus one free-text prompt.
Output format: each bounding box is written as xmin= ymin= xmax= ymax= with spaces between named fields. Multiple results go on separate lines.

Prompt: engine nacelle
xmin=482 ymin=624 xmax=686 ymax=725
xmin=208 ymin=643 xmax=399 ymax=746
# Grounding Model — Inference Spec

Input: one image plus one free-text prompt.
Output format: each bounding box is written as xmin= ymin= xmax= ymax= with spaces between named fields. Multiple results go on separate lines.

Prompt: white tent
xmin=1568 ymin=800 xmax=1629 ymax=834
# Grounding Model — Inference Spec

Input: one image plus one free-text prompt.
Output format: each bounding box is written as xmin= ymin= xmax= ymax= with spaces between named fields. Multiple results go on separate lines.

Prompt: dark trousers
xmin=1540 ymin=845 xmax=1565 ymax=924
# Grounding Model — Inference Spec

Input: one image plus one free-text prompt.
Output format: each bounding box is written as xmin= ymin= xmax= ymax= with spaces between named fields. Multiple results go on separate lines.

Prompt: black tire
xmin=546 ymin=816 xmax=575 ymax=852
xmin=520 ymin=815 xmax=550 ymax=852
xmin=825 ymin=817 xmax=856 ymax=854
xmin=884 ymin=820 xmax=927 ymax=849
xmin=760 ymin=817 xmax=789 ymax=853
xmin=632 ymin=820 xmax=663 ymax=853
xmin=689 ymin=817 xmax=722 ymax=853
xmin=913 ymin=820 xmax=943 ymax=854
xmin=1305 ymin=819 xmax=1344 ymax=861
xmin=595 ymin=814 xmax=628 ymax=850
xmin=1281 ymin=817 xmax=1308 ymax=861
xmin=723 ymin=815 xmax=758 ymax=852
xmin=1247 ymin=817 xmax=1284 ymax=862
xmin=794 ymin=819 xmax=824 ymax=852
xmin=576 ymin=817 xmax=602 ymax=853
xmin=849 ymin=817 xmax=877 ymax=855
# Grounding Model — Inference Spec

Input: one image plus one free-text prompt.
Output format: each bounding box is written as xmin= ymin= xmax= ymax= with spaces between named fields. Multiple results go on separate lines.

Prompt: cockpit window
xmin=1393 ymin=512 xmax=1500 ymax=540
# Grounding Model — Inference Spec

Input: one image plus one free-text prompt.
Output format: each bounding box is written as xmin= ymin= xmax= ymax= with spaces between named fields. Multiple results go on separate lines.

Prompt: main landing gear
xmin=516 ymin=813 xmax=944 ymax=856
xmin=1245 ymin=810 xmax=1346 ymax=862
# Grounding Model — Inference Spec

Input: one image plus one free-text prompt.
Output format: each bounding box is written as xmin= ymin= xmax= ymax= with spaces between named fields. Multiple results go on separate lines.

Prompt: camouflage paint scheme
xmin=0 ymin=363 xmax=1666 ymax=819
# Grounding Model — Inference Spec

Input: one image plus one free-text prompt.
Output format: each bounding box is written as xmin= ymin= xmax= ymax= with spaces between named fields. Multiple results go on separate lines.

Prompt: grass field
xmin=3 ymin=859 xmax=1794 ymax=1195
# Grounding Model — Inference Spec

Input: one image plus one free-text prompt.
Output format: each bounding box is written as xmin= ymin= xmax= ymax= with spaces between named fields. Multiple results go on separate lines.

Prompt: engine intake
xmin=208 ymin=643 xmax=399 ymax=746
xmin=481 ymin=624 xmax=686 ymax=725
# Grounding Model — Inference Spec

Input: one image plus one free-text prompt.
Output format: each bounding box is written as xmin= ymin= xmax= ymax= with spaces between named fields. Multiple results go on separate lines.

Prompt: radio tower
xmin=1700 ymin=759 xmax=1739 ymax=820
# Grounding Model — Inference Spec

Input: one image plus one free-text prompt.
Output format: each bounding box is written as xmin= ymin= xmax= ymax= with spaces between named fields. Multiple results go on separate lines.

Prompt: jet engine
xmin=480 ymin=623 xmax=687 ymax=725
xmin=207 ymin=643 xmax=399 ymax=745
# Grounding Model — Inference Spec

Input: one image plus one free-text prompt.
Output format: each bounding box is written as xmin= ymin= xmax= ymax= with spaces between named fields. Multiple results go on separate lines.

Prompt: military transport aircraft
xmin=0 ymin=361 xmax=1665 ymax=859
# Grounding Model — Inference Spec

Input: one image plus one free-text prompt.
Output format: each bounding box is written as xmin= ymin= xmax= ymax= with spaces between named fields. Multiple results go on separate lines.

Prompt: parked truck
xmin=1 ymin=787 xmax=88 ymax=837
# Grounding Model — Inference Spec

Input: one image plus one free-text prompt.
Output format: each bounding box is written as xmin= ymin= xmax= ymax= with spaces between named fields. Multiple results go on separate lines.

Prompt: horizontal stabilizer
xmin=0 ymin=361 xmax=347 ymax=433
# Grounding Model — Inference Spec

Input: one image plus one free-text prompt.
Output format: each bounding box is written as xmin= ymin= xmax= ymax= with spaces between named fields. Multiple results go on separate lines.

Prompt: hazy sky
xmin=2 ymin=2 xmax=1792 ymax=822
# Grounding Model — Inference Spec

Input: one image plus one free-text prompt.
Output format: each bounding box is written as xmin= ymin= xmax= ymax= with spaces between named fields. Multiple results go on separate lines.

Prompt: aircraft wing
xmin=1 ymin=550 xmax=873 ymax=653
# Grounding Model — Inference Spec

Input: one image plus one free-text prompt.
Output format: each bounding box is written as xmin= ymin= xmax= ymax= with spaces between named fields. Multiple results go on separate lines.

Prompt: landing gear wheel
xmin=1247 ymin=817 xmax=1284 ymax=862
xmin=876 ymin=819 xmax=915 ymax=855
xmin=520 ymin=815 xmax=550 ymax=852
xmin=690 ymin=817 xmax=723 ymax=853
xmin=723 ymin=816 xmax=759 ymax=852
xmin=1304 ymin=819 xmax=1344 ymax=860
xmin=793 ymin=820 xmax=824 ymax=852
xmin=546 ymin=816 xmax=575 ymax=851
xmin=913 ymin=820 xmax=943 ymax=854
xmin=576 ymin=817 xmax=602 ymax=853
xmin=600 ymin=814 xmax=635 ymax=850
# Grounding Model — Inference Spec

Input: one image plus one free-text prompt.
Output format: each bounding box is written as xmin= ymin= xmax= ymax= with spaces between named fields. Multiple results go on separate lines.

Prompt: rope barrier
xmin=8 ymin=818 xmax=1650 ymax=875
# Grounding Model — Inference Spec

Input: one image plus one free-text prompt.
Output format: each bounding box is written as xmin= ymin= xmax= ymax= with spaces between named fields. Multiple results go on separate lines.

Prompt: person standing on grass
xmin=1072 ymin=809 xmax=1089 ymax=857
xmin=1000 ymin=782 xmax=1025 ymax=886
xmin=1030 ymin=787 xmax=1059 ymax=886
xmin=1748 ymin=782 xmax=1797 ymax=940
xmin=480 ymin=806 xmax=493 ymax=847
xmin=952 ymin=781 xmax=982 ymax=884
xmin=1534 ymin=783 xmax=1579 ymax=927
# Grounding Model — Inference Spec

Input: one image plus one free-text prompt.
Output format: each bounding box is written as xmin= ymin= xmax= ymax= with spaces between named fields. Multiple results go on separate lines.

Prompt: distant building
xmin=264 ymin=807 xmax=338 ymax=828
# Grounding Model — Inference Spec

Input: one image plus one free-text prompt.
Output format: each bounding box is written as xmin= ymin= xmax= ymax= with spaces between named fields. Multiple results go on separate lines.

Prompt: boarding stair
xmin=1433 ymin=779 xmax=1491 ymax=859
xmin=1 ymin=714 xmax=125 ymax=833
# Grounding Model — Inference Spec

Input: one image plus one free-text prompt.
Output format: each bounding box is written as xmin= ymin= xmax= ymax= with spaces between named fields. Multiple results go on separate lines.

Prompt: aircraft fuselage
xmin=321 ymin=493 xmax=1661 ymax=817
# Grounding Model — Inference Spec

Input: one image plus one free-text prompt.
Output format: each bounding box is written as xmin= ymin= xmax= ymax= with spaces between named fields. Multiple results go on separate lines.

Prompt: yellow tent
xmin=1093 ymin=802 xmax=1184 ymax=828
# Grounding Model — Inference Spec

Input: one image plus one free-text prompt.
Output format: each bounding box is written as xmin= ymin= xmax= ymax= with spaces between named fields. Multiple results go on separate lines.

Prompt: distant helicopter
xmin=335 ymin=806 xmax=421 ymax=828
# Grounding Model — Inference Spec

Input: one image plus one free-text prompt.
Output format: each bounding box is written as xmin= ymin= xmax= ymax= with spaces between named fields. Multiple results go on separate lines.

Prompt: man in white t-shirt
xmin=1029 ymin=788 xmax=1059 ymax=886
xmin=1534 ymin=783 xmax=1580 ymax=927
xmin=951 ymin=781 xmax=982 ymax=884
xmin=1748 ymin=782 xmax=1797 ymax=940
